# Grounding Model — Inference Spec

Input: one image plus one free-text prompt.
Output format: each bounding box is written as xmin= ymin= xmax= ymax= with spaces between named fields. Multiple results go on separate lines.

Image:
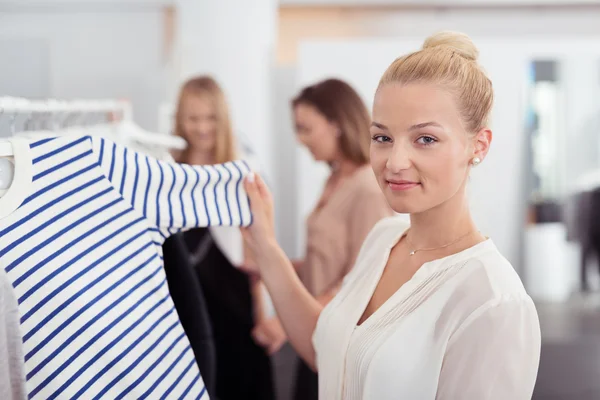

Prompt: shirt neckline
xmin=355 ymin=222 xmax=495 ymax=329
xmin=0 ymin=137 xmax=33 ymax=220
xmin=309 ymin=164 xmax=371 ymax=218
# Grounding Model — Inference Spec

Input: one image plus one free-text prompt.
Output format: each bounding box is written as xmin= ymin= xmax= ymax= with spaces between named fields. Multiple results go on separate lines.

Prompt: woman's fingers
xmin=245 ymin=173 xmax=272 ymax=207
xmin=253 ymin=330 xmax=269 ymax=347
xmin=254 ymin=173 xmax=273 ymax=206
xmin=245 ymin=172 xmax=274 ymax=221
xmin=238 ymin=261 xmax=260 ymax=277
xmin=244 ymin=172 xmax=259 ymax=205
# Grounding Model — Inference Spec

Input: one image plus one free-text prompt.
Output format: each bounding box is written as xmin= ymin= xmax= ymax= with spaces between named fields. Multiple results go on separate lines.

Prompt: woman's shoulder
xmin=464 ymin=243 xmax=528 ymax=297
xmin=447 ymin=241 xmax=534 ymax=317
xmin=346 ymin=166 xmax=391 ymax=211
xmin=355 ymin=215 xmax=409 ymax=248
xmin=431 ymin=242 xmax=539 ymax=347
xmin=349 ymin=165 xmax=381 ymax=192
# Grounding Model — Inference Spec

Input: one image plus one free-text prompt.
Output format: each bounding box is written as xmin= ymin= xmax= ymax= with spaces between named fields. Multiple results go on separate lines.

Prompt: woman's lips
xmin=387 ymin=180 xmax=420 ymax=191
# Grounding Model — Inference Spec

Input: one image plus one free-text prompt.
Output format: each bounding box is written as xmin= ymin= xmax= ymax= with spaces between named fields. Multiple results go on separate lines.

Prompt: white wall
xmin=173 ymin=0 xmax=278 ymax=180
xmin=0 ymin=7 xmax=167 ymax=131
xmin=272 ymin=66 xmax=302 ymax=258
xmin=293 ymin=37 xmax=600 ymax=273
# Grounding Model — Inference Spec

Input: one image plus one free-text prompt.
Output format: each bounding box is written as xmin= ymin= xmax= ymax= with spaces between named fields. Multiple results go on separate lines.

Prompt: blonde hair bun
xmin=422 ymin=31 xmax=479 ymax=62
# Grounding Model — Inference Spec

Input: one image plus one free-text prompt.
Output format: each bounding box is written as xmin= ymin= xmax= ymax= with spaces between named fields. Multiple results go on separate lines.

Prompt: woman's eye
xmin=416 ymin=136 xmax=437 ymax=146
xmin=371 ymin=135 xmax=391 ymax=143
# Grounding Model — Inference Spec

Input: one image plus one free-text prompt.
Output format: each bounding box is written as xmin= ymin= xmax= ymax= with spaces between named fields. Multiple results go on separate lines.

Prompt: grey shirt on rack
xmin=0 ymin=267 xmax=26 ymax=400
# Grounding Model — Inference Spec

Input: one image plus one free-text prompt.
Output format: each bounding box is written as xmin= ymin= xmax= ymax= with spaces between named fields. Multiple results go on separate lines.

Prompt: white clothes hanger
xmin=0 ymin=141 xmax=14 ymax=198
xmin=111 ymin=119 xmax=186 ymax=161
xmin=0 ymin=100 xmax=16 ymax=198
xmin=115 ymin=119 xmax=186 ymax=150
xmin=0 ymin=97 xmax=189 ymax=198
xmin=0 ymin=141 xmax=13 ymax=157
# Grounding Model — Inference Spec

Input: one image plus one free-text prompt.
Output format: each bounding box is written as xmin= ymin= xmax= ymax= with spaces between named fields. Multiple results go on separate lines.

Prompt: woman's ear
xmin=472 ymin=128 xmax=492 ymax=163
xmin=328 ymin=120 xmax=342 ymax=138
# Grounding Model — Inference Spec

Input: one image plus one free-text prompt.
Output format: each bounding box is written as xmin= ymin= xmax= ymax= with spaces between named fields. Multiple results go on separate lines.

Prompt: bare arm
xmin=241 ymin=173 xmax=322 ymax=369
xmin=253 ymin=240 xmax=322 ymax=368
xmin=244 ymin=232 xmax=267 ymax=321
xmin=251 ymin=279 xmax=267 ymax=321
xmin=291 ymin=259 xmax=304 ymax=271
xmin=315 ymin=281 xmax=342 ymax=306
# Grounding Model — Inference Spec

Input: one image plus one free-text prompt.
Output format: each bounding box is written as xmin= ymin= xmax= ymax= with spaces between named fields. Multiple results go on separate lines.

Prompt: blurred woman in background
xmin=252 ymin=78 xmax=394 ymax=400
xmin=171 ymin=76 xmax=275 ymax=400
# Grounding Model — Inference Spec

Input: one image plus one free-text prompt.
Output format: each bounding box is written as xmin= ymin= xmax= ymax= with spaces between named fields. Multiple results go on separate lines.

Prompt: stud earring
xmin=471 ymin=157 xmax=481 ymax=166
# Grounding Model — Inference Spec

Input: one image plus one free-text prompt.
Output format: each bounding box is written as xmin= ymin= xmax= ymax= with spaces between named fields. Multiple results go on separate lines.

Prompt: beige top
xmin=301 ymin=166 xmax=394 ymax=296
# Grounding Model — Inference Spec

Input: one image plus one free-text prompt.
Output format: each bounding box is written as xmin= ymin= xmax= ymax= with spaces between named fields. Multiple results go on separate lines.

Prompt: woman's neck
xmin=407 ymin=190 xmax=480 ymax=250
xmin=330 ymin=158 xmax=360 ymax=178
xmin=186 ymin=150 xmax=215 ymax=166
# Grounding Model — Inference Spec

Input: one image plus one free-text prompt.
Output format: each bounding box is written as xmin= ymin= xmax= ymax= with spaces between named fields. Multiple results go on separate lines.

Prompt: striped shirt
xmin=0 ymin=135 xmax=253 ymax=399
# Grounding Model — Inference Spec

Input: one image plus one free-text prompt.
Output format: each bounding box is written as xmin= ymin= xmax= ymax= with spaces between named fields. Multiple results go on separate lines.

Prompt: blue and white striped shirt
xmin=0 ymin=135 xmax=253 ymax=399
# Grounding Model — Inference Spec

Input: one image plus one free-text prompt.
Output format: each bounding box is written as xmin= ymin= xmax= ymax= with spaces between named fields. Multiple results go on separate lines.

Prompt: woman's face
xmin=293 ymin=103 xmax=340 ymax=162
xmin=180 ymin=93 xmax=217 ymax=153
xmin=369 ymin=82 xmax=491 ymax=214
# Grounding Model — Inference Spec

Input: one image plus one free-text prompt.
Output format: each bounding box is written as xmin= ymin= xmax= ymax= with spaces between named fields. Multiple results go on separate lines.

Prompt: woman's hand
xmin=241 ymin=172 xmax=277 ymax=258
xmin=252 ymin=316 xmax=287 ymax=355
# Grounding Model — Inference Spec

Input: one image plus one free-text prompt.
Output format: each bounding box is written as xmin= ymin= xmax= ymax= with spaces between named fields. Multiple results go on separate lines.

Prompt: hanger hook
xmin=24 ymin=111 xmax=35 ymax=131
xmin=55 ymin=110 xmax=68 ymax=131
xmin=10 ymin=110 xmax=18 ymax=135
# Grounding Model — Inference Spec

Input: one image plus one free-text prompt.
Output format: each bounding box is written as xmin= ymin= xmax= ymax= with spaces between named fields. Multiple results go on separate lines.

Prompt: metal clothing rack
xmin=0 ymin=96 xmax=186 ymax=150
xmin=0 ymin=96 xmax=131 ymax=136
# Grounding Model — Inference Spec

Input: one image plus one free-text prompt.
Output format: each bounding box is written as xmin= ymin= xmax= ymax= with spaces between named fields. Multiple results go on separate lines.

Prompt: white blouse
xmin=313 ymin=216 xmax=541 ymax=400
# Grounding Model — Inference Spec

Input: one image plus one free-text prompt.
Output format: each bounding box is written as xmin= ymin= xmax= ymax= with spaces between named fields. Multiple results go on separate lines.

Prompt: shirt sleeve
xmin=92 ymin=137 xmax=253 ymax=234
xmin=436 ymin=297 xmax=541 ymax=400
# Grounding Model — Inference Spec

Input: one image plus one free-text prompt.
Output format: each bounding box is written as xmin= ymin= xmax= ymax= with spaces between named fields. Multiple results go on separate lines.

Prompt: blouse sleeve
xmin=92 ymin=137 xmax=252 ymax=234
xmin=436 ymin=297 xmax=541 ymax=400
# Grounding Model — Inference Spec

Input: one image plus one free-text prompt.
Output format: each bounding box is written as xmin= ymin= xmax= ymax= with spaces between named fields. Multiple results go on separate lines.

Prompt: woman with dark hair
xmin=252 ymin=78 xmax=393 ymax=400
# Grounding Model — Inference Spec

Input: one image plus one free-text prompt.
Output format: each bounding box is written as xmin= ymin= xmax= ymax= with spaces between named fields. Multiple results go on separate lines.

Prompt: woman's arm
xmin=254 ymin=241 xmax=322 ymax=367
xmin=252 ymin=260 xmax=335 ymax=356
xmin=251 ymin=280 xmax=287 ymax=355
xmin=291 ymin=259 xmax=304 ymax=271
xmin=241 ymin=173 xmax=322 ymax=369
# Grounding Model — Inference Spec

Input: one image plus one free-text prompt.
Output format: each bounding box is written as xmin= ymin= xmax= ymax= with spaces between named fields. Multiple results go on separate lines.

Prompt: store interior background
xmin=2 ymin=0 xmax=600 ymax=398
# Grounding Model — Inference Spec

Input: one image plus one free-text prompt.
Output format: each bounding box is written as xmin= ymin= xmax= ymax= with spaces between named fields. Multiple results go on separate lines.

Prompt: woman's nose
xmin=385 ymin=144 xmax=412 ymax=173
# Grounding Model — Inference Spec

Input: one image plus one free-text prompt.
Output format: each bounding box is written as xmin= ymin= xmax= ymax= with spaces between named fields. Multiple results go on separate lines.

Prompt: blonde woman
xmin=241 ymin=32 xmax=541 ymax=400
xmin=170 ymin=76 xmax=275 ymax=400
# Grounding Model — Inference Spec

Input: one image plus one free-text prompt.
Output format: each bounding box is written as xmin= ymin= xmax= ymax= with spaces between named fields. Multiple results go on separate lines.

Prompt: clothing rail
xmin=0 ymin=97 xmax=186 ymax=150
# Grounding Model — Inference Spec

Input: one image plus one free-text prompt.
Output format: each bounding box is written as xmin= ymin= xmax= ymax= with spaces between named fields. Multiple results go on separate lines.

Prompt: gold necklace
xmin=405 ymin=229 xmax=477 ymax=256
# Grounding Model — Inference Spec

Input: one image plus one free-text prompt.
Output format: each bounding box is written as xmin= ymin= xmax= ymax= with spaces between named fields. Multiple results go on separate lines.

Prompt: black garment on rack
xmin=182 ymin=227 xmax=275 ymax=400
xmin=294 ymin=359 xmax=319 ymax=400
xmin=581 ymin=188 xmax=600 ymax=291
xmin=162 ymin=233 xmax=217 ymax=397
xmin=566 ymin=188 xmax=600 ymax=291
